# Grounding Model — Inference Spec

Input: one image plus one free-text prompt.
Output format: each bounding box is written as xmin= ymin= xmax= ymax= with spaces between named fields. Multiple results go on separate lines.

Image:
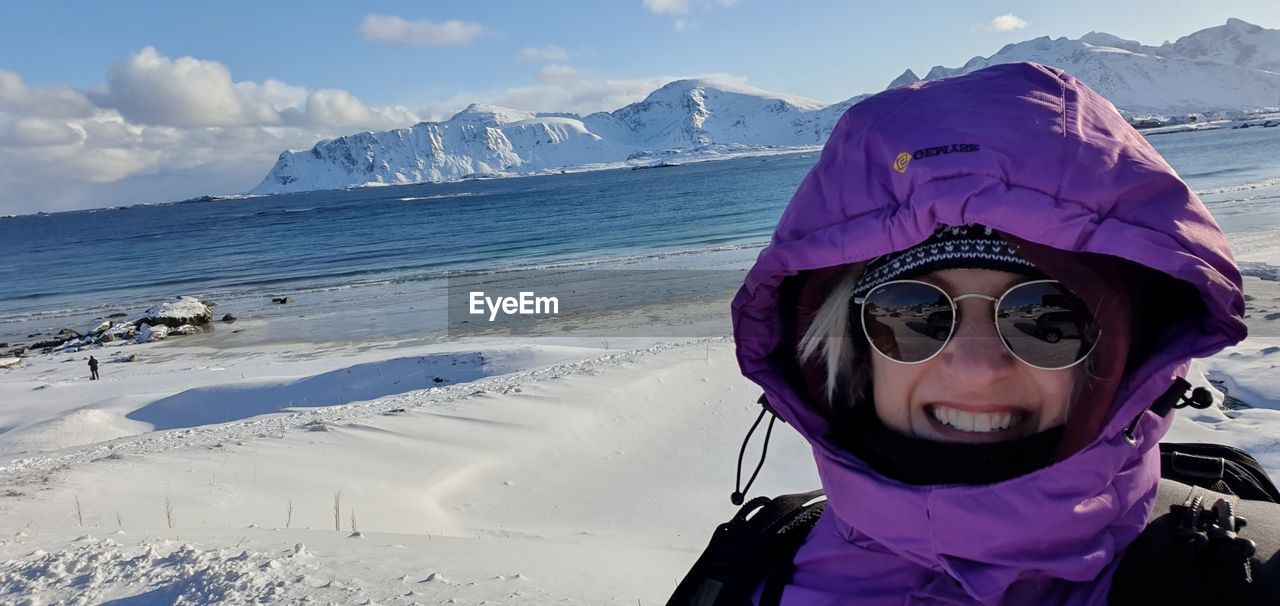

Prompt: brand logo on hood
xmin=895 ymin=144 xmax=982 ymax=173
xmin=893 ymin=153 xmax=911 ymax=173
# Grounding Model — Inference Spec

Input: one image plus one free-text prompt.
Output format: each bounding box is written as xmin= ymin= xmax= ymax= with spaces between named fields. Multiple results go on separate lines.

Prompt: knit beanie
xmin=851 ymin=223 xmax=1045 ymax=296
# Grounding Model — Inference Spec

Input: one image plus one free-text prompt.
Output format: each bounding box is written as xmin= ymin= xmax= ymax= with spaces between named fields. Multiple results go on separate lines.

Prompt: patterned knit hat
xmin=850 ymin=224 xmax=1044 ymax=295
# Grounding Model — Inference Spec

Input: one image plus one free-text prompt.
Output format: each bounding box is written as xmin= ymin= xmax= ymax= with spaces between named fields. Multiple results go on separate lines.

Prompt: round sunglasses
xmin=851 ymin=279 xmax=1101 ymax=370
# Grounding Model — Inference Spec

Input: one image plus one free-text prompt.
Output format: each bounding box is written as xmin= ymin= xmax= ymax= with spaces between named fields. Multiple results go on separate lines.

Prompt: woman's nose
xmin=937 ymin=301 xmax=1017 ymax=382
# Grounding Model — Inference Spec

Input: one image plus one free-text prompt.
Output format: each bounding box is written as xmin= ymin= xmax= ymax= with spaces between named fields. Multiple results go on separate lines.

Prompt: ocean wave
xmin=252 ymin=207 xmax=321 ymax=217
xmin=1195 ymin=177 xmax=1280 ymax=196
xmin=214 ymin=194 xmax=267 ymax=201
xmin=0 ymin=300 xmax=139 ymax=325
xmin=399 ymin=192 xmax=486 ymax=202
xmin=1239 ymin=261 xmax=1280 ymax=282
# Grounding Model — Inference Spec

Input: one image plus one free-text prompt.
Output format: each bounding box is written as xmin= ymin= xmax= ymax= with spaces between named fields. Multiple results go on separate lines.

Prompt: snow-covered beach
xmin=0 ymin=326 xmax=825 ymax=604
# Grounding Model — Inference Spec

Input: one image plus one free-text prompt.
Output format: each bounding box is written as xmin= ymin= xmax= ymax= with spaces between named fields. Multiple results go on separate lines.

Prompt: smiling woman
xmin=668 ymin=61 xmax=1280 ymax=605
xmin=802 ymin=228 xmax=1107 ymax=485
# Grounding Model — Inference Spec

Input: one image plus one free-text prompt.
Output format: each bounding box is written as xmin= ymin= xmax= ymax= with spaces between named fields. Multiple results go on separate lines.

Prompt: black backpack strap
xmin=757 ymin=497 xmax=826 ymax=606
xmin=1111 ymin=478 xmax=1280 ymax=605
xmin=668 ymin=490 xmax=826 ymax=606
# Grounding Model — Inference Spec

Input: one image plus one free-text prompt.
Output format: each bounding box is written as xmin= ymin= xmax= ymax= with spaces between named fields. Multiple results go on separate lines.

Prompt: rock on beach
xmin=136 ymin=324 xmax=170 ymax=343
xmin=141 ymin=296 xmax=213 ymax=328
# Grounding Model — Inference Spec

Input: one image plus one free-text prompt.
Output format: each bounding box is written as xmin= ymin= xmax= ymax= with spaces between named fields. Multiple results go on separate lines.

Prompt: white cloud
xmin=0 ymin=117 xmax=83 ymax=147
xmin=516 ymin=44 xmax=569 ymax=63
xmin=643 ymin=0 xmax=733 ymax=31
xmin=91 ymin=46 xmax=281 ymax=127
xmin=0 ymin=70 xmax=95 ymax=119
xmin=236 ymin=79 xmax=309 ymax=112
xmin=358 ymin=15 xmax=484 ymax=48
xmin=0 ymin=48 xmax=425 ymax=214
xmin=643 ymin=0 xmax=690 ymax=14
xmin=83 ymin=47 xmax=418 ymax=131
xmin=642 ymin=0 xmax=737 ymax=15
xmin=989 ymin=14 xmax=1029 ymax=32
xmin=304 ymin=89 xmax=421 ymax=130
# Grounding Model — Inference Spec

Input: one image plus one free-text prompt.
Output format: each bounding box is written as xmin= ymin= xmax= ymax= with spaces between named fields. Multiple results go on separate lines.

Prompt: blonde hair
xmin=796 ymin=267 xmax=867 ymax=411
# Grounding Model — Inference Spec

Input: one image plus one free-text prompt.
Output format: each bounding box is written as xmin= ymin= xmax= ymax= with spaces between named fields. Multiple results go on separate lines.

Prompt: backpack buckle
xmin=1169 ymin=451 xmax=1225 ymax=483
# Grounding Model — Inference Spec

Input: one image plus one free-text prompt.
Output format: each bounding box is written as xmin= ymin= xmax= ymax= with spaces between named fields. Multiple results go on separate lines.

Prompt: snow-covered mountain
xmin=253 ymin=19 xmax=1280 ymax=195
xmin=1159 ymin=18 xmax=1280 ymax=73
xmin=251 ymin=80 xmax=864 ymax=194
xmin=898 ymin=18 xmax=1280 ymax=114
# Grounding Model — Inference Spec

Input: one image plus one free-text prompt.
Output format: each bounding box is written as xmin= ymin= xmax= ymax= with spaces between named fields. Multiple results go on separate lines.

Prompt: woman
xmin=729 ymin=62 xmax=1247 ymax=603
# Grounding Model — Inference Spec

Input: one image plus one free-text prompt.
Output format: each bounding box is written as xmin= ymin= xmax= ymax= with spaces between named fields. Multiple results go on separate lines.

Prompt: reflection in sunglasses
xmin=855 ymin=280 xmax=1100 ymax=369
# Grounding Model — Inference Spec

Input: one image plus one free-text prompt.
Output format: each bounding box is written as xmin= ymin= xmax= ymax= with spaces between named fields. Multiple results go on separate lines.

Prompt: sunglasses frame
xmin=852 ymin=278 xmax=1101 ymax=371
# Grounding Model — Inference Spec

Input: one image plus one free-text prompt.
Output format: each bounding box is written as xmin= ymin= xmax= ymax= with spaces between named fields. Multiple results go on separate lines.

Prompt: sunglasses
xmin=851 ymin=279 xmax=1100 ymax=370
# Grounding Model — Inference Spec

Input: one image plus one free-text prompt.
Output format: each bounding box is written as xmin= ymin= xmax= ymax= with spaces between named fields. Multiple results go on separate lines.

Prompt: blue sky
xmin=6 ymin=1 xmax=1277 ymax=106
xmin=0 ymin=1 xmax=1277 ymax=213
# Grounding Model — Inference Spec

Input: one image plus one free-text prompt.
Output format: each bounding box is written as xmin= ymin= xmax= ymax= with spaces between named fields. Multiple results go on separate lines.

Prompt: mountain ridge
xmin=253 ymin=19 xmax=1280 ymax=195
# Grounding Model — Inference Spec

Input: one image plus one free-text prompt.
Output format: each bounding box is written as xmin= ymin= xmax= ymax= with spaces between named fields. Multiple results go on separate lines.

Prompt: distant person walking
xmin=88 ymin=355 xmax=99 ymax=380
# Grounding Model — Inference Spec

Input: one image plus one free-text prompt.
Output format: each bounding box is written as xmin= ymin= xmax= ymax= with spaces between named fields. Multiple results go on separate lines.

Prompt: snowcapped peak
xmin=1160 ymin=17 xmax=1280 ymax=73
xmin=644 ymin=78 xmax=744 ymax=102
xmin=887 ymin=69 xmax=921 ymax=89
xmin=640 ymin=78 xmax=825 ymax=110
xmin=655 ymin=77 xmax=746 ymax=93
xmin=448 ymin=104 xmax=536 ymax=126
xmin=1224 ymin=18 xmax=1263 ymax=32
xmin=1078 ymin=31 xmax=1145 ymax=52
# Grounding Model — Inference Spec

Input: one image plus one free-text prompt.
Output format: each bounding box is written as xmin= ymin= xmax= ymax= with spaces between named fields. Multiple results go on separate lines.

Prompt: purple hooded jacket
xmin=731 ymin=62 xmax=1248 ymax=604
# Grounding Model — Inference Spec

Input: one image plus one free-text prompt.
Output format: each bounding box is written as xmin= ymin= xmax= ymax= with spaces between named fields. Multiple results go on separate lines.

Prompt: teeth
xmin=929 ymin=406 xmax=1020 ymax=433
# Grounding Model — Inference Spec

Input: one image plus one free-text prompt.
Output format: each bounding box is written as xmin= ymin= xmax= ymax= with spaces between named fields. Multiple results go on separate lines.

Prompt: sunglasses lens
xmin=861 ymin=282 xmax=953 ymax=363
xmin=996 ymin=281 xmax=1099 ymax=369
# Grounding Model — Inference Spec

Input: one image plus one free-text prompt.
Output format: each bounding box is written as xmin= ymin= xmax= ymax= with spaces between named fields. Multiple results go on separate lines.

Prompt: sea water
xmin=2 ymin=126 xmax=1279 ymax=345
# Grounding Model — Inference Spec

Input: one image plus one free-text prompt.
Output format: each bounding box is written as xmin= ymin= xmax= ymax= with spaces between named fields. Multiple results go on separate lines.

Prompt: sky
xmin=1 ymin=0 xmax=1277 ymax=214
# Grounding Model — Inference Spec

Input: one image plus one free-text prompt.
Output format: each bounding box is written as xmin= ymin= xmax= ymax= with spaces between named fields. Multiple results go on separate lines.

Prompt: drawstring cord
xmin=1122 ymin=377 xmax=1215 ymax=445
xmin=732 ymin=394 xmax=780 ymax=505
xmin=735 ymin=380 xmax=1216 ymax=499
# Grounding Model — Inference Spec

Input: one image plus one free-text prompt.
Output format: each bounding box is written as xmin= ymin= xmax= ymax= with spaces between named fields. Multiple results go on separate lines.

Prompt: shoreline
xmin=0 ymin=242 xmax=765 ymax=348
xmin=0 ymin=283 xmax=739 ymax=465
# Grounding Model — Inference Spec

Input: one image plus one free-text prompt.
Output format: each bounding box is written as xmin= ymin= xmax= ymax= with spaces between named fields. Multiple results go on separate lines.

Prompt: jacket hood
xmin=731 ymin=62 xmax=1246 ymax=604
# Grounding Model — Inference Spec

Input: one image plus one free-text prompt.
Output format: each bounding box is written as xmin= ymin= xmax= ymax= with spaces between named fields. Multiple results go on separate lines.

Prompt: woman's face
xmin=869 ymin=268 xmax=1080 ymax=444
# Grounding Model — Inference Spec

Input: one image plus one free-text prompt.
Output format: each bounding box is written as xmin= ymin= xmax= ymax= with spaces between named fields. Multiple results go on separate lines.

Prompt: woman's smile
xmin=923 ymin=403 xmax=1033 ymax=443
